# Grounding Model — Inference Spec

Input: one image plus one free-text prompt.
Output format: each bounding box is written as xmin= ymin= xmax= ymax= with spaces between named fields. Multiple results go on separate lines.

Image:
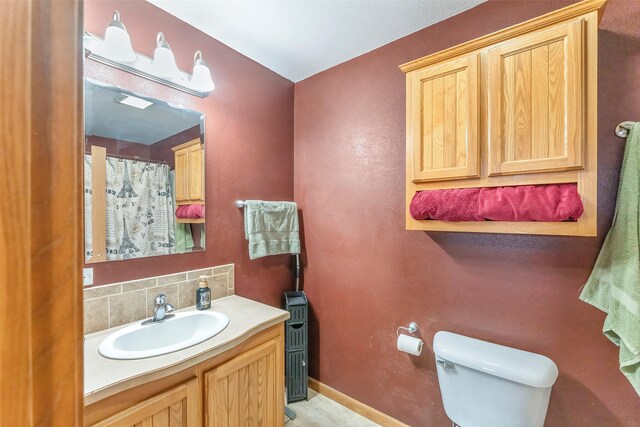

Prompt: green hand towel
xmin=580 ymin=122 xmax=640 ymax=395
xmin=244 ymin=200 xmax=301 ymax=260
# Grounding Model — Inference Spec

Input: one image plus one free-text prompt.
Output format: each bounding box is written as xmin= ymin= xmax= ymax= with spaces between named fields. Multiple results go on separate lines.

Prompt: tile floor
xmin=286 ymin=389 xmax=380 ymax=426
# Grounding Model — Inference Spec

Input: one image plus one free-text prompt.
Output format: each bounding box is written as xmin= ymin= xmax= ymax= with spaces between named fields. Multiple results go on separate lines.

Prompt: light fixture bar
xmin=84 ymin=32 xmax=209 ymax=98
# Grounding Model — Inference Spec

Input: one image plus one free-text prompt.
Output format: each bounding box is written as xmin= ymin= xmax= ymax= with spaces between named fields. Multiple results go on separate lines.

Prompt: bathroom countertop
xmin=84 ymin=295 xmax=289 ymax=405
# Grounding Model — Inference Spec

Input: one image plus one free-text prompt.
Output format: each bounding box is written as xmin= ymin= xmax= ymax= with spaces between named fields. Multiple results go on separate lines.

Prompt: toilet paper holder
xmin=396 ymin=322 xmax=418 ymax=336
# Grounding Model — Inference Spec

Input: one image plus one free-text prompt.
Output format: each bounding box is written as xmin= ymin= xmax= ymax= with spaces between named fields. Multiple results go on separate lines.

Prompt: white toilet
xmin=433 ymin=331 xmax=558 ymax=427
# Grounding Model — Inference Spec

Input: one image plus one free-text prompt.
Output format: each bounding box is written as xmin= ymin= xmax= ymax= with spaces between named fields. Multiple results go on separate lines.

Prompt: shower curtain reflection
xmin=85 ymin=155 xmax=176 ymax=260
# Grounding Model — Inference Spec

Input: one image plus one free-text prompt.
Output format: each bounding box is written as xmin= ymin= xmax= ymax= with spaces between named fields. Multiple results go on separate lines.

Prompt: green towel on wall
xmin=580 ymin=122 xmax=640 ymax=395
xmin=244 ymin=200 xmax=300 ymax=260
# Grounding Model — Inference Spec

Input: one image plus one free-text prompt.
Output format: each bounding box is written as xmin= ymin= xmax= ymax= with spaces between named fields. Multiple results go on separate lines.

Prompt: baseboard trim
xmin=307 ymin=377 xmax=411 ymax=427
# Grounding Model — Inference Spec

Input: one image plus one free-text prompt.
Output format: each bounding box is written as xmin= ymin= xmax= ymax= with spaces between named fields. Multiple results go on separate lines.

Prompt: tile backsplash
xmin=83 ymin=264 xmax=235 ymax=334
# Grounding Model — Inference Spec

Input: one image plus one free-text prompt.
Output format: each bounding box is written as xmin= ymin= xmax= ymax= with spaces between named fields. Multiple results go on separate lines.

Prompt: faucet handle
xmin=165 ymin=303 xmax=174 ymax=314
xmin=154 ymin=293 xmax=167 ymax=306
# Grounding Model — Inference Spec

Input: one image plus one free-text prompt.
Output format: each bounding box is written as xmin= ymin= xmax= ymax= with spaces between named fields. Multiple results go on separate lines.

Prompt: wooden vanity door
xmin=408 ymin=52 xmax=480 ymax=183
xmin=205 ymin=339 xmax=283 ymax=427
xmin=487 ymin=19 xmax=585 ymax=176
xmin=90 ymin=378 xmax=201 ymax=427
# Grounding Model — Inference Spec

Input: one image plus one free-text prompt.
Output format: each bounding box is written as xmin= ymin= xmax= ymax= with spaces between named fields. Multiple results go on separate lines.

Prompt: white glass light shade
xmin=192 ymin=63 xmax=215 ymax=92
xmin=101 ymin=11 xmax=136 ymax=63
xmin=150 ymin=32 xmax=180 ymax=79
xmin=190 ymin=50 xmax=215 ymax=92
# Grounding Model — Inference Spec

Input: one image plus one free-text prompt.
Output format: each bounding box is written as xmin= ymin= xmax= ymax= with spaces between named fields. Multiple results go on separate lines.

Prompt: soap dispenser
xmin=196 ymin=275 xmax=211 ymax=310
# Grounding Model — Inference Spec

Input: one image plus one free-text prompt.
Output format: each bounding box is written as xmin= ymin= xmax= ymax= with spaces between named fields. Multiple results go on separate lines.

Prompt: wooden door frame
xmin=1 ymin=0 xmax=84 ymax=425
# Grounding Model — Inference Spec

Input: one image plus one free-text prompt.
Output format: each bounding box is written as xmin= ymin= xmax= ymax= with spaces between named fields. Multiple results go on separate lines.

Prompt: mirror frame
xmin=83 ymin=78 xmax=206 ymax=264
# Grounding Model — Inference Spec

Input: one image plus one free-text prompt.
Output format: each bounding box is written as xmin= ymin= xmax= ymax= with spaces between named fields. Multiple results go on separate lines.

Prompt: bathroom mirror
xmin=84 ymin=79 xmax=205 ymax=263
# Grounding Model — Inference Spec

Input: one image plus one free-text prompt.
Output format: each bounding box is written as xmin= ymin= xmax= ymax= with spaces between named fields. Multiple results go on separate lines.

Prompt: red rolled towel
xmin=478 ymin=183 xmax=583 ymax=222
xmin=176 ymin=204 xmax=205 ymax=219
xmin=410 ymin=188 xmax=484 ymax=221
xmin=188 ymin=204 xmax=204 ymax=218
xmin=175 ymin=205 xmax=188 ymax=218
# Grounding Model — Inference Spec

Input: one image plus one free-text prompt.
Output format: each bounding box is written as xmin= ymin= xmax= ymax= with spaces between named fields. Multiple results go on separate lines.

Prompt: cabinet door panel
xmin=205 ymin=339 xmax=282 ymax=427
xmin=174 ymin=149 xmax=189 ymax=202
xmin=488 ymin=19 xmax=584 ymax=176
xmin=410 ymin=53 xmax=479 ymax=182
xmin=91 ymin=379 xmax=200 ymax=427
xmin=187 ymin=144 xmax=204 ymax=201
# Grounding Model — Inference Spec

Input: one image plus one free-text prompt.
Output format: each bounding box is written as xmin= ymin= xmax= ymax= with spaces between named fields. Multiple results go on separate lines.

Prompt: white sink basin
xmin=98 ymin=311 xmax=229 ymax=360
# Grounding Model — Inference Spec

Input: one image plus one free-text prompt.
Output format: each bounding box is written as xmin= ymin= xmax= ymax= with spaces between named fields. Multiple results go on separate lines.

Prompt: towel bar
xmin=615 ymin=121 xmax=636 ymax=138
xmin=236 ymin=200 xmax=296 ymax=208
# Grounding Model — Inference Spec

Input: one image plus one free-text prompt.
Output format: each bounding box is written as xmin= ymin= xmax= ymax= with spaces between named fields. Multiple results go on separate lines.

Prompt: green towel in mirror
xmin=175 ymin=223 xmax=194 ymax=253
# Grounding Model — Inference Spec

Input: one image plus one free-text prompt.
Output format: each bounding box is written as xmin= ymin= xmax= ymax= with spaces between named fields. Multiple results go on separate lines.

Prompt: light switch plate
xmin=83 ymin=268 xmax=94 ymax=286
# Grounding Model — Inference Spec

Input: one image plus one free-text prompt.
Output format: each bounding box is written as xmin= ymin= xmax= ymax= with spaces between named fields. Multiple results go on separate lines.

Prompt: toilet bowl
xmin=433 ymin=331 xmax=558 ymax=427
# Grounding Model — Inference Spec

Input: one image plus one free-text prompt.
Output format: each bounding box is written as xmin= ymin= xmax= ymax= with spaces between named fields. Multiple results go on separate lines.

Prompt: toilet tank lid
xmin=433 ymin=331 xmax=558 ymax=388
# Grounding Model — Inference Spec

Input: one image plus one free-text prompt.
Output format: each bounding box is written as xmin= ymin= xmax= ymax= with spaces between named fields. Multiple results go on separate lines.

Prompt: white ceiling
xmin=85 ymin=80 xmax=203 ymax=144
xmin=146 ymin=0 xmax=485 ymax=82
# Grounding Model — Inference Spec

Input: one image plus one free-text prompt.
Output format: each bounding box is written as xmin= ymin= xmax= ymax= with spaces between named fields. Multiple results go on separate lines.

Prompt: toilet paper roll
xmin=397 ymin=333 xmax=423 ymax=356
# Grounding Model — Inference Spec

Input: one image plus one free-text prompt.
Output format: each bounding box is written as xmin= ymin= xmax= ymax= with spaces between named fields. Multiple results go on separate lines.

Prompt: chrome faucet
xmin=152 ymin=293 xmax=174 ymax=322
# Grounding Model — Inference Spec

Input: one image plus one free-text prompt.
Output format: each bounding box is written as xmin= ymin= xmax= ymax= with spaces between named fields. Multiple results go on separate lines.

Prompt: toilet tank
xmin=433 ymin=331 xmax=558 ymax=427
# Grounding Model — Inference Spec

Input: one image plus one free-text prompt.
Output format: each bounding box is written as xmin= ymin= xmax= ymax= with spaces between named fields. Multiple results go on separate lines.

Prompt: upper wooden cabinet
xmin=400 ymin=0 xmax=606 ymax=236
xmin=409 ymin=52 xmax=480 ymax=182
xmin=487 ymin=19 xmax=585 ymax=176
xmin=172 ymin=138 xmax=204 ymax=204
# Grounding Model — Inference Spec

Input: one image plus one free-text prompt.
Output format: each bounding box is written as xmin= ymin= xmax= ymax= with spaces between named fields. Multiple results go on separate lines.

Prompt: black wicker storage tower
xmin=284 ymin=291 xmax=308 ymax=402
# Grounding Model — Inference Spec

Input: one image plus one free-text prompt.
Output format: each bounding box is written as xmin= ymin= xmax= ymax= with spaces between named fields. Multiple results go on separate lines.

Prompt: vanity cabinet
xmin=400 ymin=0 xmax=606 ymax=236
xmin=91 ymin=379 xmax=200 ymax=427
xmin=205 ymin=339 xmax=281 ymax=426
xmin=172 ymin=138 xmax=204 ymax=204
xmin=84 ymin=324 xmax=285 ymax=427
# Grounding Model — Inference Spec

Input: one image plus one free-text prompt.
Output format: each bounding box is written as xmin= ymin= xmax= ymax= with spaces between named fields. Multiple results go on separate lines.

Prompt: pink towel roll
xmin=410 ymin=183 xmax=584 ymax=222
xmin=409 ymin=188 xmax=484 ymax=221
xmin=176 ymin=204 xmax=205 ymax=219
xmin=478 ymin=183 xmax=583 ymax=222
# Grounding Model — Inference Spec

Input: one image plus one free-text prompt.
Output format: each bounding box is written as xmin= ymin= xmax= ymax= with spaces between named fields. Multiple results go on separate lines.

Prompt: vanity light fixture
xmin=100 ymin=10 xmax=136 ymax=63
xmin=190 ymin=51 xmax=216 ymax=92
xmin=150 ymin=32 xmax=180 ymax=80
xmin=84 ymin=14 xmax=213 ymax=97
xmin=114 ymin=94 xmax=153 ymax=110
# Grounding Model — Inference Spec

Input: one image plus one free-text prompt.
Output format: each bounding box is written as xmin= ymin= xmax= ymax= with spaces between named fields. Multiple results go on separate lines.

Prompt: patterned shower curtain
xmin=85 ymin=155 xmax=176 ymax=260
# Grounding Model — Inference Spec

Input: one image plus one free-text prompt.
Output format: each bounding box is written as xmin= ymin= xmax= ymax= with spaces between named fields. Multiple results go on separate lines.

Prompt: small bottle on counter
xmin=196 ymin=275 xmax=211 ymax=310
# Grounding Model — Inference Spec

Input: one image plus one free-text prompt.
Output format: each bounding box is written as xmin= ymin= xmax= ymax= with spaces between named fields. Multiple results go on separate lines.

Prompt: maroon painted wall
xmin=86 ymin=135 xmax=152 ymax=160
xmin=84 ymin=0 xmax=295 ymax=307
xmin=149 ymin=125 xmax=202 ymax=168
xmin=294 ymin=1 xmax=640 ymax=425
